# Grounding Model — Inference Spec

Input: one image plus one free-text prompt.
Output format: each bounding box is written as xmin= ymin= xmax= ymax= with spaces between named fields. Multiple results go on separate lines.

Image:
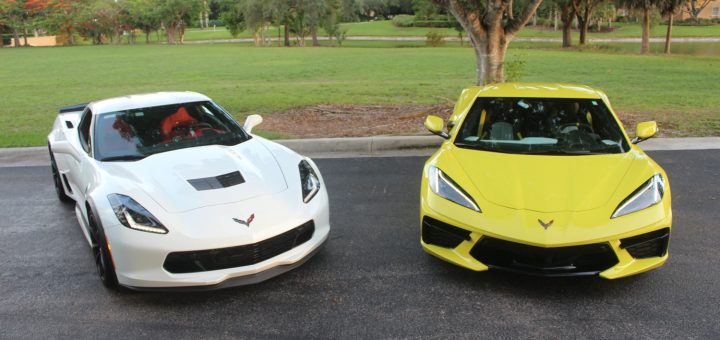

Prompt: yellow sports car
xmin=421 ymin=83 xmax=671 ymax=279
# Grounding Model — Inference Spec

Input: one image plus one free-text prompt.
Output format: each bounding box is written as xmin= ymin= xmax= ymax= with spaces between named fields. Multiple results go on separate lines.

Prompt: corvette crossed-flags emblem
xmin=233 ymin=214 xmax=255 ymax=227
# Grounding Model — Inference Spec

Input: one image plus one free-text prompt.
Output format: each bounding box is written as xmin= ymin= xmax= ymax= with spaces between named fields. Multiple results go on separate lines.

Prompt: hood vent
xmin=188 ymin=171 xmax=245 ymax=191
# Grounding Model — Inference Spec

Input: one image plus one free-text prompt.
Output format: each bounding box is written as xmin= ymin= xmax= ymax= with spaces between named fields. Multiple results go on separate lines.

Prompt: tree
xmin=552 ymin=0 xmax=575 ymax=47
xmin=682 ymin=0 xmax=711 ymax=22
xmin=322 ymin=0 xmax=342 ymax=43
xmin=433 ymin=0 xmax=544 ymax=84
xmin=658 ymin=0 xmax=685 ymax=54
xmin=126 ymin=0 xmax=162 ymax=43
xmin=618 ymin=0 xmax=655 ymax=54
xmin=570 ymin=0 xmax=600 ymax=45
xmin=157 ymin=0 xmax=202 ymax=44
xmin=44 ymin=0 xmax=86 ymax=45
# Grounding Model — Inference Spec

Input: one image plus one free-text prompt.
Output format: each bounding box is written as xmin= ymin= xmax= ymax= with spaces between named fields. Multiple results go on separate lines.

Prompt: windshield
xmin=455 ymin=97 xmax=629 ymax=155
xmin=94 ymin=101 xmax=250 ymax=161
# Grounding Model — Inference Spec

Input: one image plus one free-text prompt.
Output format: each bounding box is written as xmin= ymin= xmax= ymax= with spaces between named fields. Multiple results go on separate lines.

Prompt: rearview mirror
xmin=424 ymin=115 xmax=449 ymax=139
xmin=51 ymin=140 xmax=81 ymax=162
xmin=632 ymin=121 xmax=657 ymax=144
xmin=243 ymin=114 xmax=263 ymax=134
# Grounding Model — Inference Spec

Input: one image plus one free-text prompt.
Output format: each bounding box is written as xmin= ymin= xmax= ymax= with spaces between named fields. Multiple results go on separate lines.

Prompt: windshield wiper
xmin=100 ymin=155 xmax=147 ymax=162
xmin=519 ymin=150 xmax=605 ymax=155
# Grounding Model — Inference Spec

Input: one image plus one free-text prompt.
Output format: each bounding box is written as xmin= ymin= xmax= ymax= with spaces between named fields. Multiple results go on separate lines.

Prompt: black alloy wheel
xmin=89 ymin=209 xmax=119 ymax=289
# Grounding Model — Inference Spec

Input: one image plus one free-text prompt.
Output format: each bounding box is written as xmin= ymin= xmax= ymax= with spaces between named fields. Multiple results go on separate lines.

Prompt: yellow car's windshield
xmin=455 ymin=97 xmax=630 ymax=155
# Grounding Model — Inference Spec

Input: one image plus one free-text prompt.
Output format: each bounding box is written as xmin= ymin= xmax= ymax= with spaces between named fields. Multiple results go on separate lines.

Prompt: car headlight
xmin=611 ymin=174 xmax=665 ymax=219
xmin=107 ymin=194 xmax=168 ymax=234
xmin=299 ymin=159 xmax=320 ymax=203
xmin=428 ymin=165 xmax=481 ymax=212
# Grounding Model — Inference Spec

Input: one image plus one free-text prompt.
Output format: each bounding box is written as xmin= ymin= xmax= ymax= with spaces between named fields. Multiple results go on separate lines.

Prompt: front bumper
xmin=101 ymin=188 xmax=330 ymax=289
xmin=420 ymin=195 xmax=671 ymax=279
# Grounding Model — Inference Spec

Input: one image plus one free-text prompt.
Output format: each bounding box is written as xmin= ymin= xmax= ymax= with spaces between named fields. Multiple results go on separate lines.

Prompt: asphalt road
xmin=1 ymin=150 xmax=719 ymax=339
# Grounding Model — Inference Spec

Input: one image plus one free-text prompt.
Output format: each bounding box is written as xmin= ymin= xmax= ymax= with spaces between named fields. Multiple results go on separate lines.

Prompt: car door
xmin=65 ymin=108 xmax=96 ymax=202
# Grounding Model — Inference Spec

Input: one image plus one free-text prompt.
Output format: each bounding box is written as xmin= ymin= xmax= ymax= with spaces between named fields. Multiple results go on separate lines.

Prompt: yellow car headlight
xmin=428 ymin=165 xmax=481 ymax=212
xmin=612 ymin=174 xmax=665 ymax=219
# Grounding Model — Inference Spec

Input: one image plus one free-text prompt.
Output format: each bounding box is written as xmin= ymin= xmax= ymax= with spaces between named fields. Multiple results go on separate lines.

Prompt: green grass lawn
xmin=0 ymin=44 xmax=718 ymax=147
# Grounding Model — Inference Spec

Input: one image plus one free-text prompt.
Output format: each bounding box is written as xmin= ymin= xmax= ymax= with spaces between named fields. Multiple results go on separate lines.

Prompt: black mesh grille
xmin=470 ymin=237 xmax=619 ymax=276
xmin=620 ymin=228 xmax=670 ymax=259
xmin=188 ymin=171 xmax=245 ymax=191
xmin=422 ymin=216 xmax=471 ymax=248
xmin=164 ymin=220 xmax=315 ymax=274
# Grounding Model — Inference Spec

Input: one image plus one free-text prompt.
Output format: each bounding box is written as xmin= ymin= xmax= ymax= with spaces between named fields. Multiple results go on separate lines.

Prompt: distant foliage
xmin=392 ymin=14 xmax=453 ymax=28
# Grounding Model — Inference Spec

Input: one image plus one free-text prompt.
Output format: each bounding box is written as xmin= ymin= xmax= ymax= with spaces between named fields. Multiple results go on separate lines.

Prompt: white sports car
xmin=47 ymin=92 xmax=330 ymax=291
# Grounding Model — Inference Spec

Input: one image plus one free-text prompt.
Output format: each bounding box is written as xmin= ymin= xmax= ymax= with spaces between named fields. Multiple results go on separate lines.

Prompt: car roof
xmin=88 ymin=92 xmax=212 ymax=114
xmin=470 ymin=83 xmax=605 ymax=99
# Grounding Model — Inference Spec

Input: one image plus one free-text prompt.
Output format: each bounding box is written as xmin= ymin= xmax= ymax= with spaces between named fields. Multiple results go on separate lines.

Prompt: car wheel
xmin=89 ymin=209 xmax=119 ymax=289
xmin=48 ymin=145 xmax=72 ymax=203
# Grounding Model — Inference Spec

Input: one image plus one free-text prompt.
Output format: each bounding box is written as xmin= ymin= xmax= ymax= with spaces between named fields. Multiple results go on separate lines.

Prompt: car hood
xmin=100 ymin=139 xmax=288 ymax=213
xmin=449 ymin=147 xmax=637 ymax=213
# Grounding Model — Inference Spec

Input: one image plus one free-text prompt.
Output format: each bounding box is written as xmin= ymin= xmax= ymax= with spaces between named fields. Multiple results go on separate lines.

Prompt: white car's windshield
xmin=94 ymin=101 xmax=249 ymax=161
xmin=455 ymin=97 xmax=629 ymax=155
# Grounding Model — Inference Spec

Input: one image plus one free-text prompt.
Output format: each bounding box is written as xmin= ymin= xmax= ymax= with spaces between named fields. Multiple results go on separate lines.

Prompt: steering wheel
xmin=558 ymin=123 xmax=594 ymax=134
xmin=190 ymin=122 xmax=213 ymax=130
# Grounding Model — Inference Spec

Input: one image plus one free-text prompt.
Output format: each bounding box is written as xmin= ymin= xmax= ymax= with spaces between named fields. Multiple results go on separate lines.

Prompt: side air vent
xmin=188 ymin=171 xmax=245 ymax=191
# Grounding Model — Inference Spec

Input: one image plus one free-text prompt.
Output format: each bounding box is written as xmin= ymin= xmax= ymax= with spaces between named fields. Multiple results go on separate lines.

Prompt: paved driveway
xmin=1 ymin=150 xmax=718 ymax=338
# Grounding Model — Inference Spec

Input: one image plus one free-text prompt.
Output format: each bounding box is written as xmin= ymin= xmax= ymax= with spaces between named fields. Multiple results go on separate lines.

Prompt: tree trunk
xmin=284 ymin=23 xmax=290 ymax=47
xmin=311 ymin=25 xmax=319 ymax=47
xmin=12 ymin=26 xmax=21 ymax=47
xmin=578 ymin=17 xmax=587 ymax=44
xmin=554 ymin=10 xmax=559 ymax=31
xmin=641 ymin=7 xmax=650 ymax=54
xmin=561 ymin=3 xmax=574 ymax=48
xmin=664 ymin=15 xmax=673 ymax=54
xmin=443 ymin=0 xmax=542 ymax=85
xmin=23 ymin=27 xmax=29 ymax=47
xmin=166 ymin=24 xmax=177 ymax=44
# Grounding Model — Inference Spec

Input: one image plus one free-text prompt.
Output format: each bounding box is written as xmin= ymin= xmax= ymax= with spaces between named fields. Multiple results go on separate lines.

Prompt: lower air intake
xmin=620 ymin=228 xmax=670 ymax=259
xmin=164 ymin=220 xmax=315 ymax=274
xmin=422 ymin=216 xmax=471 ymax=248
xmin=470 ymin=237 xmax=619 ymax=276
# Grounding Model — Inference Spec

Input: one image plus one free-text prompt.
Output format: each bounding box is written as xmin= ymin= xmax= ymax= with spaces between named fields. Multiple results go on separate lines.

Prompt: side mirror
xmin=632 ymin=121 xmax=657 ymax=144
xmin=243 ymin=114 xmax=263 ymax=134
xmin=424 ymin=115 xmax=449 ymax=139
xmin=51 ymin=140 xmax=81 ymax=162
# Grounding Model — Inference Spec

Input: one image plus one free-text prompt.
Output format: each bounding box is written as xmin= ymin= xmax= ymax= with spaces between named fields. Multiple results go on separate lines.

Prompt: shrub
xmin=425 ymin=31 xmax=446 ymax=47
xmin=504 ymin=55 xmax=526 ymax=82
xmin=392 ymin=15 xmax=415 ymax=27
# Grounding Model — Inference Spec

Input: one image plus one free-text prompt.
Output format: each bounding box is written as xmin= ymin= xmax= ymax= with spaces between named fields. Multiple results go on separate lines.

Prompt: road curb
xmin=0 ymin=136 xmax=718 ymax=167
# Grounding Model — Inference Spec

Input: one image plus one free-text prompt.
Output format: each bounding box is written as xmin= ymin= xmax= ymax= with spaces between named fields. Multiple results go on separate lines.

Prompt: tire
xmin=89 ymin=209 xmax=119 ymax=290
xmin=48 ymin=144 xmax=73 ymax=203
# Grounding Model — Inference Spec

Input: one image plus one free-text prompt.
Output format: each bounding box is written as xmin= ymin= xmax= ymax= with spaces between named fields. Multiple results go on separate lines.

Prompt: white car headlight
xmin=299 ymin=159 xmax=320 ymax=203
xmin=428 ymin=165 xmax=481 ymax=212
xmin=612 ymin=174 xmax=665 ymax=219
xmin=107 ymin=194 xmax=168 ymax=234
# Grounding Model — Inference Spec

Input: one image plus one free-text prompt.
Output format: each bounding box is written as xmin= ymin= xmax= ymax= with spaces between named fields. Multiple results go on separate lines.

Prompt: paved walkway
xmin=184 ymin=36 xmax=720 ymax=44
xmin=1 ymin=136 xmax=718 ymax=168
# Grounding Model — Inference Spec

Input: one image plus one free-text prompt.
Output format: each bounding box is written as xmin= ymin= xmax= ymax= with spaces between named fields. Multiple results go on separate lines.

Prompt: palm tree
xmin=658 ymin=0 xmax=686 ymax=54
xmin=618 ymin=0 xmax=656 ymax=54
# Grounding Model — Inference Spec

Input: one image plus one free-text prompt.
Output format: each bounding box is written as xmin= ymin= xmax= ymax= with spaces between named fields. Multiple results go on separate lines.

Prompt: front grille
xmin=620 ymin=228 xmax=670 ymax=259
xmin=422 ymin=216 xmax=471 ymax=248
xmin=470 ymin=237 xmax=619 ymax=276
xmin=164 ymin=220 xmax=315 ymax=274
xmin=188 ymin=171 xmax=245 ymax=191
